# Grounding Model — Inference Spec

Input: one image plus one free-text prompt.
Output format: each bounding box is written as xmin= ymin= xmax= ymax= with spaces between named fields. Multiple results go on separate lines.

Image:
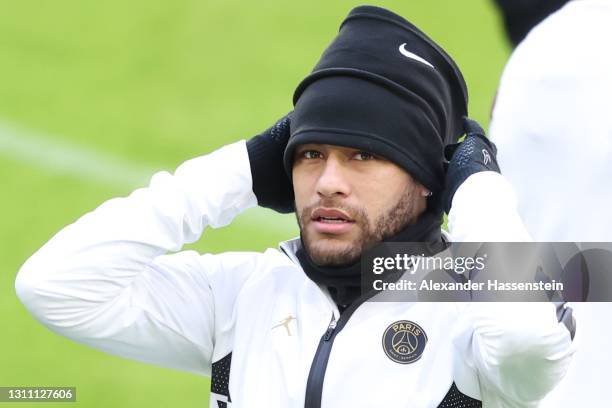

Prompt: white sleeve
xmin=448 ymin=171 xmax=531 ymax=242
xmin=448 ymin=171 xmax=575 ymax=405
xmin=14 ymin=140 xmax=258 ymax=376
xmin=454 ymin=302 xmax=575 ymax=405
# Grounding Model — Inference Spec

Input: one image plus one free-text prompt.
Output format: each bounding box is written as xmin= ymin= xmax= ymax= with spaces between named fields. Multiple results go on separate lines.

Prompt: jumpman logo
xmin=271 ymin=315 xmax=296 ymax=336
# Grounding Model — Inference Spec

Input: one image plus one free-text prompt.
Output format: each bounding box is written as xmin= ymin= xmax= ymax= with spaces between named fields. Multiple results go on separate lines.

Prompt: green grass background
xmin=0 ymin=1 xmax=511 ymax=406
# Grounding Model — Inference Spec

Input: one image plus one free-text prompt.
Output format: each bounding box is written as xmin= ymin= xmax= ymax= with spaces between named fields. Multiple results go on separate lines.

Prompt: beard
xmin=297 ymin=189 xmax=419 ymax=266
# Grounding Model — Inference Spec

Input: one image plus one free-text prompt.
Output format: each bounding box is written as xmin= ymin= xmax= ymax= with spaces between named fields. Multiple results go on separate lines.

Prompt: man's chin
xmin=304 ymin=239 xmax=361 ymax=267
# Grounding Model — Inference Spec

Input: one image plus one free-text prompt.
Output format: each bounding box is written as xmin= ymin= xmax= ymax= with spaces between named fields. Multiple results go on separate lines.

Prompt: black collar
xmin=296 ymin=209 xmax=446 ymax=309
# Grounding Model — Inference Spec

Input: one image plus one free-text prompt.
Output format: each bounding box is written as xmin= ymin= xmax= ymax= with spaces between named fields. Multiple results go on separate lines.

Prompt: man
xmin=16 ymin=6 xmax=574 ymax=407
xmin=490 ymin=0 xmax=612 ymax=405
xmin=492 ymin=0 xmax=571 ymax=46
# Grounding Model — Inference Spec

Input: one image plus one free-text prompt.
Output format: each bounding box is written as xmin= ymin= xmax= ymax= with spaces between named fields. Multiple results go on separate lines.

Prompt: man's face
xmin=293 ymin=143 xmax=429 ymax=266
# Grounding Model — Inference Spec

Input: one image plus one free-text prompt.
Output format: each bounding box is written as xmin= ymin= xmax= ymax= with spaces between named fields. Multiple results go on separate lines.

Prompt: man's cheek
xmin=295 ymin=206 xmax=310 ymax=229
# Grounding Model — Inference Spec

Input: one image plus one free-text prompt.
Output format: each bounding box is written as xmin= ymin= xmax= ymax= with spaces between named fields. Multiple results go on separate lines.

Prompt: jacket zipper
xmin=303 ymin=290 xmax=379 ymax=408
xmin=323 ymin=315 xmax=337 ymax=341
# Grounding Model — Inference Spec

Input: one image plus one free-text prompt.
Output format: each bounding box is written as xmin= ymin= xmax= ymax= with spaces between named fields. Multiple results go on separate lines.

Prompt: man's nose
xmin=315 ymin=157 xmax=351 ymax=198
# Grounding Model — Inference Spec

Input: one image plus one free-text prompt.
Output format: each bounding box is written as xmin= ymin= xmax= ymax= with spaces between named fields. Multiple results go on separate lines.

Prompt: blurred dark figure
xmin=493 ymin=0 xmax=571 ymax=45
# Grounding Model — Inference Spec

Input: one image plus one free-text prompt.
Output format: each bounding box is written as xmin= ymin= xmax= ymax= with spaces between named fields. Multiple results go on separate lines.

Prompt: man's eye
xmin=354 ymin=151 xmax=376 ymax=161
xmin=302 ymin=150 xmax=322 ymax=159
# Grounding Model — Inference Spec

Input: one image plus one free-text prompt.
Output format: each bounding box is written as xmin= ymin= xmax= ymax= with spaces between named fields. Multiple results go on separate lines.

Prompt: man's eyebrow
xmin=296 ymin=145 xmax=322 ymax=152
xmin=293 ymin=146 xmax=318 ymax=157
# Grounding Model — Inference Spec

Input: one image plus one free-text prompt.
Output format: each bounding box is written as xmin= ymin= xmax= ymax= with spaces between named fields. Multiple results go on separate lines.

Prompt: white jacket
xmin=15 ymin=141 xmax=574 ymax=407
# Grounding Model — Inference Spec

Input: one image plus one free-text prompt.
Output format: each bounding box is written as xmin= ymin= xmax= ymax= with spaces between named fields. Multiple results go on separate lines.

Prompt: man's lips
xmin=310 ymin=208 xmax=355 ymax=235
xmin=311 ymin=208 xmax=353 ymax=222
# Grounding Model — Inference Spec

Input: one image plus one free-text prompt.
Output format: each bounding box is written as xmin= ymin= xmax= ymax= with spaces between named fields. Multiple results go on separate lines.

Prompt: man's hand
xmin=443 ymin=117 xmax=500 ymax=213
xmin=246 ymin=112 xmax=295 ymax=213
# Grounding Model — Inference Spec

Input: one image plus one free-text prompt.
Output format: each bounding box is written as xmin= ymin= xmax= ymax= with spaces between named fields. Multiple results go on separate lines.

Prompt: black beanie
xmin=283 ymin=5 xmax=468 ymax=195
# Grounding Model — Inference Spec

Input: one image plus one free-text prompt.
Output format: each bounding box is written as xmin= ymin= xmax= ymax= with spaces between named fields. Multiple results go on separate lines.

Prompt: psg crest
xmin=382 ymin=320 xmax=427 ymax=364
